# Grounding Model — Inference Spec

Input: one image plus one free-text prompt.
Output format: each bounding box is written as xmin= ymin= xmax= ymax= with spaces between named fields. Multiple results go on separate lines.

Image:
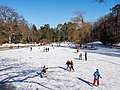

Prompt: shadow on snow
xmin=77 ymin=77 xmax=93 ymax=87
xmin=0 ymin=69 xmax=54 ymax=90
xmin=0 ymin=58 xmax=54 ymax=90
xmin=58 ymin=66 xmax=67 ymax=71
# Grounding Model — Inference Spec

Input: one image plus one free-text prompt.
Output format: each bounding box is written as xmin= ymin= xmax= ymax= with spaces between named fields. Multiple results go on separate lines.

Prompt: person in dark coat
xmin=85 ymin=52 xmax=87 ymax=60
xmin=42 ymin=65 xmax=48 ymax=77
xmin=65 ymin=60 xmax=71 ymax=70
xmin=93 ymin=69 xmax=102 ymax=86
xmin=70 ymin=60 xmax=75 ymax=71
xmin=30 ymin=46 xmax=32 ymax=51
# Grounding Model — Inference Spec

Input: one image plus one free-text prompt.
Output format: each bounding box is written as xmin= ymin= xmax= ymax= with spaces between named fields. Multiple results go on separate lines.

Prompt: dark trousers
xmin=70 ymin=65 xmax=75 ymax=71
xmin=66 ymin=65 xmax=70 ymax=70
xmin=85 ymin=56 xmax=87 ymax=60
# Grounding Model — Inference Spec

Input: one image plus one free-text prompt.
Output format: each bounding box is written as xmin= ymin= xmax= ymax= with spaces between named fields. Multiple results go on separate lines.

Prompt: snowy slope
xmin=0 ymin=43 xmax=120 ymax=90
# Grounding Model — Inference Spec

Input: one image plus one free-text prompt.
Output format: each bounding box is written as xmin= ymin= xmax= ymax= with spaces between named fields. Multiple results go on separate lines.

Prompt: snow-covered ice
xmin=0 ymin=43 xmax=120 ymax=90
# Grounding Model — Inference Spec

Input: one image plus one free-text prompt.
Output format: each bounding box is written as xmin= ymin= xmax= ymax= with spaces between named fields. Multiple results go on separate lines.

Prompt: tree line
xmin=0 ymin=4 xmax=120 ymax=46
xmin=0 ymin=5 xmax=92 ymax=45
xmin=93 ymin=4 xmax=120 ymax=46
xmin=0 ymin=5 xmax=29 ymax=44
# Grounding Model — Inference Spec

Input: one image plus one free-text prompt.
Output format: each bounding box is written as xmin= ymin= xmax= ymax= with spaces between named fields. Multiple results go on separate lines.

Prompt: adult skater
xmin=52 ymin=44 xmax=54 ymax=49
xmin=30 ymin=46 xmax=32 ymax=51
xmin=85 ymin=52 xmax=87 ymax=60
xmin=93 ymin=69 xmax=102 ymax=86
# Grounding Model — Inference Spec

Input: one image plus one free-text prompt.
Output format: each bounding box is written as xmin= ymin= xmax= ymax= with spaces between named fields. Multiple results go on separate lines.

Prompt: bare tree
xmin=0 ymin=5 xmax=20 ymax=43
xmin=0 ymin=5 xmax=30 ymax=44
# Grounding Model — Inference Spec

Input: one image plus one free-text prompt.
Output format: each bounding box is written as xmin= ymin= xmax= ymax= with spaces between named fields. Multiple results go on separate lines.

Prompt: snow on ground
xmin=0 ymin=43 xmax=120 ymax=90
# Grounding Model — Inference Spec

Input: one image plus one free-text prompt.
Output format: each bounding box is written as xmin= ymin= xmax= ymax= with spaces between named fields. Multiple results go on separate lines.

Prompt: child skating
xmin=41 ymin=65 xmax=48 ymax=78
xmin=93 ymin=69 xmax=102 ymax=86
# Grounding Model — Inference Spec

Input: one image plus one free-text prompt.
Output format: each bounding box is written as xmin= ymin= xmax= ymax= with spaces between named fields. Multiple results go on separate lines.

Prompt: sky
xmin=0 ymin=0 xmax=120 ymax=28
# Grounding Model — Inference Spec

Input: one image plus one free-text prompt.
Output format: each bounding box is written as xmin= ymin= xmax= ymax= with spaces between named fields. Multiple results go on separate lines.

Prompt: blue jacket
xmin=93 ymin=70 xmax=100 ymax=79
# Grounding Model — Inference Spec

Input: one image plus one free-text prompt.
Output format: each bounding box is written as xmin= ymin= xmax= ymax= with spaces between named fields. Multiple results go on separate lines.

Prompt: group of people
xmin=79 ymin=51 xmax=87 ymax=60
xmin=39 ymin=46 xmax=101 ymax=86
xmin=43 ymin=47 xmax=49 ymax=52
xmin=65 ymin=59 xmax=101 ymax=86
xmin=77 ymin=48 xmax=87 ymax=60
xmin=65 ymin=60 xmax=75 ymax=71
xmin=41 ymin=64 xmax=101 ymax=86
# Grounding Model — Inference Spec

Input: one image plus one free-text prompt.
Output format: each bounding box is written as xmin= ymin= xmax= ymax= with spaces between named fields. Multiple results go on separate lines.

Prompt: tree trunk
xmin=8 ymin=36 xmax=12 ymax=44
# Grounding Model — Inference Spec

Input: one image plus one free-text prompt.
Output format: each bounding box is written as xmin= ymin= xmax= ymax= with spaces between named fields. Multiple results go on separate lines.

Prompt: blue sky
xmin=0 ymin=0 xmax=120 ymax=28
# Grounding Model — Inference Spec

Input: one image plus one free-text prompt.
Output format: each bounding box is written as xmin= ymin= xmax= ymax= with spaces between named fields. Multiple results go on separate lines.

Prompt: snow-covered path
xmin=0 ymin=43 xmax=120 ymax=90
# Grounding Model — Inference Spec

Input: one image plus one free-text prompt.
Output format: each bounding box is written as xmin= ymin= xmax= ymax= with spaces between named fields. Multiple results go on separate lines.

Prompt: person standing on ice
xmin=77 ymin=48 xmax=80 ymax=53
xmin=93 ymin=69 xmax=102 ymax=86
xmin=30 ymin=46 xmax=32 ymax=51
xmin=85 ymin=52 xmax=87 ymax=60
xmin=52 ymin=44 xmax=54 ymax=49
xmin=65 ymin=60 xmax=71 ymax=70
xmin=41 ymin=65 xmax=48 ymax=77
xmin=70 ymin=60 xmax=75 ymax=71
xmin=79 ymin=53 xmax=82 ymax=60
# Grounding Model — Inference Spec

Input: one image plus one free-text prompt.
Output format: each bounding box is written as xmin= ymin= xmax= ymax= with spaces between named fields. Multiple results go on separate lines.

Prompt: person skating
xmin=70 ymin=60 xmax=75 ymax=71
xmin=30 ymin=46 xmax=32 ymax=51
xmin=65 ymin=60 xmax=71 ymax=70
xmin=47 ymin=47 xmax=49 ymax=52
xmin=93 ymin=69 xmax=102 ymax=86
xmin=41 ymin=65 xmax=48 ymax=78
